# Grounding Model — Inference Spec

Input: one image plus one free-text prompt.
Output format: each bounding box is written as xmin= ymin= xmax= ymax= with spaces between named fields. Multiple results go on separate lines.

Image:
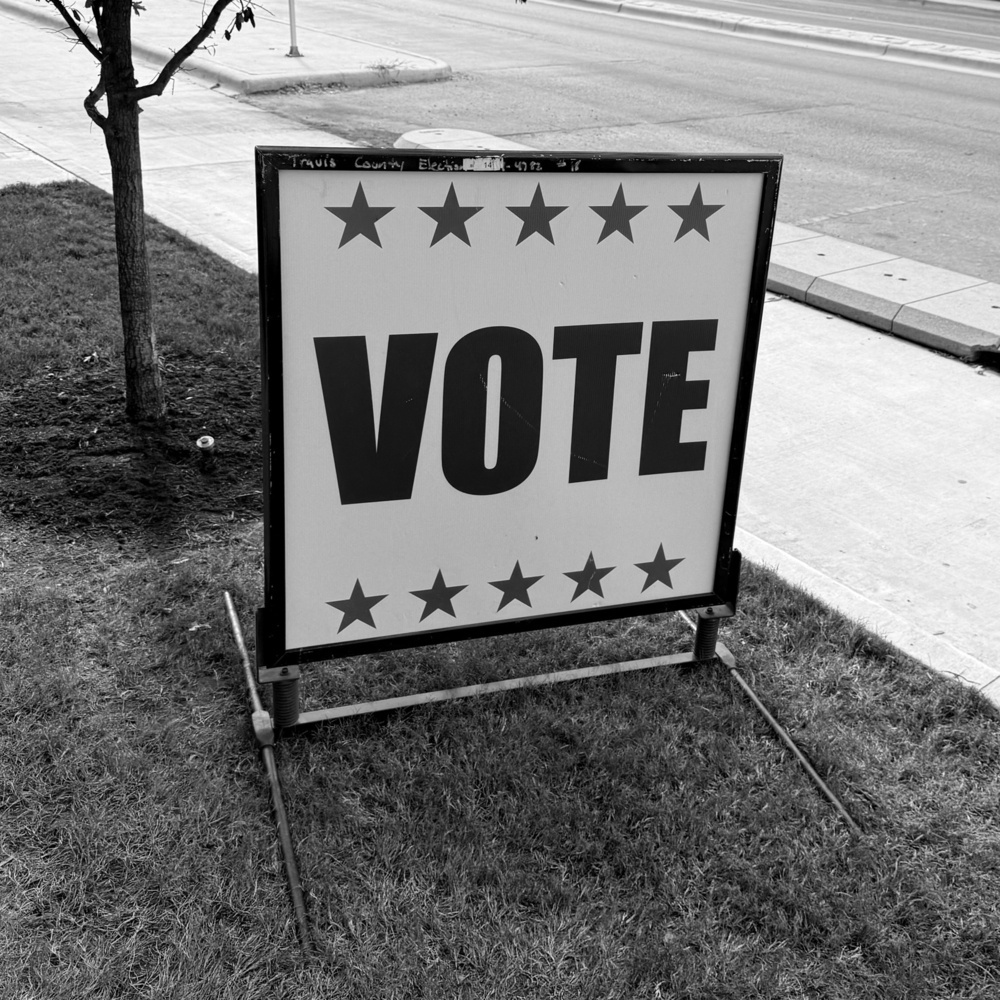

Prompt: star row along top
xmin=325 ymin=181 xmax=724 ymax=249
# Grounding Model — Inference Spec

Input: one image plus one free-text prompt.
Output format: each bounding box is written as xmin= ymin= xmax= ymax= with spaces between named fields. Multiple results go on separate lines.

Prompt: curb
xmin=545 ymin=0 xmax=1000 ymax=78
xmin=769 ymin=228 xmax=1000 ymax=360
xmin=397 ymin=130 xmax=1000 ymax=363
xmin=172 ymin=57 xmax=452 ymax=96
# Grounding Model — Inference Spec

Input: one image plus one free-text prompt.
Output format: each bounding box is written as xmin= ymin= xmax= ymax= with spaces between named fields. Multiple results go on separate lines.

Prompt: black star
xmin=326 ymin=183 xmax=393 ymax=247
xmin=489 ymin=561 xmax=543 ymax=611
xmin=419 ymin=183 xmax=482 ymax=247
xmin=634 ymin=545 xmax=684 ymax=592
xmin=410 ymin=569 xmax=466 ymax=622
xmin=590 ymin=183 xmax=647 ymax=243
xmin=564 ymin=551 xmax=615 ymax=601
xmin=668 ymin=184 xmax=723 ymax=242
xmin=507 ymin=184 xmax=567 ymax=245
xmin=327 ymin=579 xmax=387 ymax=632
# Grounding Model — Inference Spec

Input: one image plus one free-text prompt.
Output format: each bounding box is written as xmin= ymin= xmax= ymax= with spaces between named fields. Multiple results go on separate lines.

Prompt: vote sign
xmin=256 ymin=148 xmax=780 ymax=671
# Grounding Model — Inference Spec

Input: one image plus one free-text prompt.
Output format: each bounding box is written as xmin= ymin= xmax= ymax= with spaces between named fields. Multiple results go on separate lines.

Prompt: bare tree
xmin=44 ymin=0 xmax=255 ymax=423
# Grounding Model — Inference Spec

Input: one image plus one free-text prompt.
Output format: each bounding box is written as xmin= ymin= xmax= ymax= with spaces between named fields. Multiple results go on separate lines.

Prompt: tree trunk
xmin=99 ymin=1 xmax=165 ymax=424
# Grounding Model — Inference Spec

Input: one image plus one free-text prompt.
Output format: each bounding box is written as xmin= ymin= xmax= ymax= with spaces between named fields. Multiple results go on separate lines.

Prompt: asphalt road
xmin=243 ymin=0 xmax=1000 ymax=284
xmin=648 ymin=0 xmax=1000 ymax=51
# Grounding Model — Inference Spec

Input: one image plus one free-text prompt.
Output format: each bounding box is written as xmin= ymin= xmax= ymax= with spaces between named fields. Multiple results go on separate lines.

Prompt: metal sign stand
xmin=224 ymin=587 xmax=861 ymax=954
xmin=229 ymin=147 xmax=862 ymax=951
xmin=224 ymin=592 xmax=312 ymax=952
xmin=270 ymin=599 xmax=732 ymax=731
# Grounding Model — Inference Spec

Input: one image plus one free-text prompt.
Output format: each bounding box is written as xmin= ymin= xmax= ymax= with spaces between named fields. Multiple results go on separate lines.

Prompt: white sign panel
xmin=256 ymin=150 xmax=780 ymax=667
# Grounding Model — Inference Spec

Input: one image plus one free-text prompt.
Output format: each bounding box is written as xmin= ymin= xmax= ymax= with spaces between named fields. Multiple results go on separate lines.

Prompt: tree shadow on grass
xmin=0 ymin=350 xmax=261 ymax=546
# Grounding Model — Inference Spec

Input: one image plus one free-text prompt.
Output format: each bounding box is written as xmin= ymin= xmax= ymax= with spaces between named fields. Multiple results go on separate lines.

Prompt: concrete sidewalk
xmin=1 ymin=3 xmax=998 ymax=704
xmin=1 ymin=0 xmax=451 ymax=93
xmin=0 ymin=1 xmax=375 ymax=266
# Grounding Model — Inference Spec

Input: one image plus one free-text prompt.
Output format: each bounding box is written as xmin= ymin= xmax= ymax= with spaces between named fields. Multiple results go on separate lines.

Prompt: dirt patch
xmin=0 ymin=351 xmax=261 ymax=546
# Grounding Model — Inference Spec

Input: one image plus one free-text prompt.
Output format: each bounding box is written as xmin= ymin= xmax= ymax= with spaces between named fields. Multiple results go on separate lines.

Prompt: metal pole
xmin=678 ymin=610 xmax=863 ymax=837
xmin=693 ymin=610 xmax=721 ymax=662
xmin=224 ymin=592 xmax=266 ymax=718
xmin=272 ymin=676 xmax=301 ymax=729
xmin=721 ymin=649 xmax=863 ymax=837
xmin=223 ymin=592 xmax=314 ymax=951
xmin=292 ymin=651 xmax=701 ymax=727
xmin=261 ymin=744 xmax=312 ymax=948
xmin=287 ymin=0 xmax=302 ymax=57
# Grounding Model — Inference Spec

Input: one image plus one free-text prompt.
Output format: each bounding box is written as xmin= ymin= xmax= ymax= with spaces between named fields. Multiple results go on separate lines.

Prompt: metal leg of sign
xmin=678 ymin=610 xmax=863 ymax=836
xmin=693 ymin=610 xmax=722 ymax=662
xmin=223 ymin=593 xmax=314 ymax=953
xmin=264 ymin=608 xmax=732 ymax=731
xmin=291 ymin=652 xmax=700 ymax=727
xmin=716 ymin=642 xmax=864 ymax=837
xmin=272 ymin=677 xmax=301 ymax=729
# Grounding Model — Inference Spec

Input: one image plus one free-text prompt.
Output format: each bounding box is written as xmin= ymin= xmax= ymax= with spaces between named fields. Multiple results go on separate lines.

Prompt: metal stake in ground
xmin=679 ymin=609 xmax=863 ymax=837
xmin=224 ymin=591 xmax=313 ymax=952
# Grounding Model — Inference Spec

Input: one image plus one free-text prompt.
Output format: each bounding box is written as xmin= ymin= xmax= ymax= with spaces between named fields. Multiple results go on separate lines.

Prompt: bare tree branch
xmin=131 ymin=0 xmax=240 ymax=102
xmin=84 ymin=79 xmax=108 ymax=130
xmin=46 ymin=0 xmax=103 ymax=62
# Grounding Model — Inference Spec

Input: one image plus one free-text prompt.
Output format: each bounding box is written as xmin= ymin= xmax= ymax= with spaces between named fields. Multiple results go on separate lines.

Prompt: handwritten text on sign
xmin=276 ymin=166 xmax=764 ymax=650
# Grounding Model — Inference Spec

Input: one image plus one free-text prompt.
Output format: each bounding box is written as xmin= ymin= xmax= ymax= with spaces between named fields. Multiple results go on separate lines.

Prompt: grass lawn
xmin=2 ymin=181 xmax=999 ymax=999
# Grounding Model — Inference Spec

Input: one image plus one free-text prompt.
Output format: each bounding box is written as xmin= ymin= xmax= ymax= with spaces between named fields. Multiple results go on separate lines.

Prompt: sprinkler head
xmin=196 ymin=434 xmax=217 ymax=471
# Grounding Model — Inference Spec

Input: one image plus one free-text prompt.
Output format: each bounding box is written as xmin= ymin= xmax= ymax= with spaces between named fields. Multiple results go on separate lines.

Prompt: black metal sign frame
xmin=255 ymin=147 xmax=781 ymax=678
